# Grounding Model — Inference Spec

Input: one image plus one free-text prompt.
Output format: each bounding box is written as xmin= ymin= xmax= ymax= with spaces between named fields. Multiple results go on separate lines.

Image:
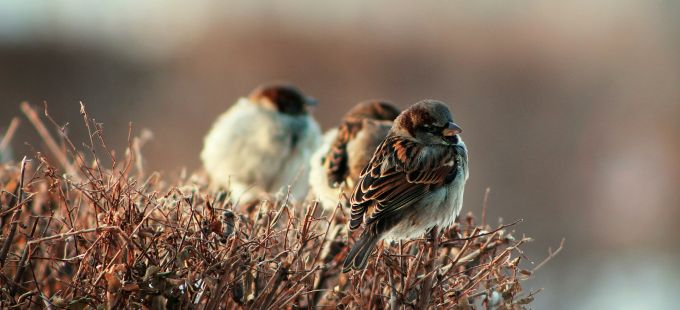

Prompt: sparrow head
xmin=393 ymin=99 xmax=462 ymax=145
xmin=248 ymin=82 xmax=317 ymax=116
xmin=344 ymin=100 xmax=400 ymax=122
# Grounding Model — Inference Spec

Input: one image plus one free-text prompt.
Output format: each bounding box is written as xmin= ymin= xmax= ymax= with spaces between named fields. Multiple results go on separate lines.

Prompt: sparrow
xmin=309 ymin=100 xmax=400 ymax=210
xmin=201 ymin=83 xmax=322 ymax=202
xmin=343 ymin=99 xmax=469 ymax=272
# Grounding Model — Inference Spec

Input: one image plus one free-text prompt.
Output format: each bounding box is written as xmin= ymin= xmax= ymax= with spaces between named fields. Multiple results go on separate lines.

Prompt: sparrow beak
xmin=305 ymin=96 xmax=319 ymax=106
xmin=442 ymin=122 xmax=462 ymax=136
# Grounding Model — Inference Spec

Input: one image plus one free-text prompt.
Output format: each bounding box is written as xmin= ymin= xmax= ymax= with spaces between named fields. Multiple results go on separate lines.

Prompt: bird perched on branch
xmin=343 ymin=100 xmax=469 ymax=272
xmin=309 ymin=100 xmax=400 ymax=210
xmin=201 ymin=83 xmax=322 ymax=202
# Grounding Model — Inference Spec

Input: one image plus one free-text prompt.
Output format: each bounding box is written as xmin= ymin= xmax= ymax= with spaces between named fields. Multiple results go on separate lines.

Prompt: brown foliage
xmin=0 ymin=103 xmax=560 ymax=309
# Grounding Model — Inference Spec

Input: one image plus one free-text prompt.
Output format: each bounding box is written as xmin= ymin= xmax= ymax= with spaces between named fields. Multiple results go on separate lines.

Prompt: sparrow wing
xmin=324 ymin=118 xmax=363 ymax=186
xmin=349 ymin=136 xmax=460 ymax=231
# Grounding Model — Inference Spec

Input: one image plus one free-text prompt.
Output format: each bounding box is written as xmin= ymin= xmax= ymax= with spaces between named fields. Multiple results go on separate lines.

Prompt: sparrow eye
xmin=422 ymin=125 xmax=437 ymax=134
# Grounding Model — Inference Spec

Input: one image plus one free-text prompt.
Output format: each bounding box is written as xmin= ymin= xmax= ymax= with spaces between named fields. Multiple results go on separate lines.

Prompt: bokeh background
xmin=1 ymin=1 xmax=679 ymax=308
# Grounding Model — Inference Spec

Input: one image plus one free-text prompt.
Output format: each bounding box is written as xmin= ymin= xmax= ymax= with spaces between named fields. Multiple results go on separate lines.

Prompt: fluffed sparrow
xmin=201 ymin=83 xmax=322 ymax=202
xmin=343 ymin=99 xmax=469 ymax=272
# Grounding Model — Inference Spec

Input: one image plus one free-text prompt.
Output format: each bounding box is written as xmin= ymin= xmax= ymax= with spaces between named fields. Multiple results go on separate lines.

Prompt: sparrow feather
xmin=349 ymin=135 xmax=461 ymax=234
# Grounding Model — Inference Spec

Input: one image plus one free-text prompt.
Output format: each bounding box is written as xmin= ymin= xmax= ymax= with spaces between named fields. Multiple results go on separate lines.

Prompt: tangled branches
xmin=0 ymin=103 xmax=560 ymax=309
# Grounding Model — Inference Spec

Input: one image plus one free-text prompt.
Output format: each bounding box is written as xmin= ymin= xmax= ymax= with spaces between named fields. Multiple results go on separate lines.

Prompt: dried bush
xmin=0 ymin=103 xmax=561 ymax=309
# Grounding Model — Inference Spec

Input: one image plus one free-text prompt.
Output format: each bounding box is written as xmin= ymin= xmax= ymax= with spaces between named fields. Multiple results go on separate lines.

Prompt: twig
xmin=20 ymin=102 xmax=77 ymax=177
xmin=441 ymin=219 xmax=522 ymax=246
xmin=386 ymin=267 xmax=399 ymax=310
xmin=27 ymin=226 xmax=118 ymax=246
xmin=532 ymin=238 xmax=565 ymax=273
xmin=481 ymin=187 xmax=490 ymax=227
xmin=0 ymin=117 xmax=20 ymax=152
xmin=416 ymin=228 xmax=440 ymax=309
xmin=11 ymin=216 xmax=40 ymax=296
xmin=0 ymin=157 xmax=28 ymax=266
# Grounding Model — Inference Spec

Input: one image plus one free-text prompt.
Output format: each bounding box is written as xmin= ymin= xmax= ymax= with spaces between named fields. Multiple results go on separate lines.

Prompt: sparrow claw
xmin=426 ymin=226 xmax=439 ymax=244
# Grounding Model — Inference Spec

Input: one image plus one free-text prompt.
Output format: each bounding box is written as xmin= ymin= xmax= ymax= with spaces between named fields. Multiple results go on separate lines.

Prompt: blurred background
xmin=1 ymin=1 xmax=679 ymax=308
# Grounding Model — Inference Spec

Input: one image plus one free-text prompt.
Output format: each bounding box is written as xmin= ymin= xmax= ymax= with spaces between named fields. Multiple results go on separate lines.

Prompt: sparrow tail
xmin=342 ymin=232 xmax=379 ymax=273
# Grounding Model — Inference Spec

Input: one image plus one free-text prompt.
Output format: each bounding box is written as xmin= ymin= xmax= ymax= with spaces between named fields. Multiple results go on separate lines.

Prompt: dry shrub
xmin=0 ymin=103 xmax=561 ymax=309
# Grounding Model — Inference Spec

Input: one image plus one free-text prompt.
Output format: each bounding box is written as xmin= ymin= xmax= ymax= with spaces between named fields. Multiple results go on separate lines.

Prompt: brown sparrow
xmin=201 ymin=83 xmax=322 ymax=202
xmin=343 ymin=99 xmax=469 ymax=272
xmin=309 ymin=100 xmax=400 ymax=210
